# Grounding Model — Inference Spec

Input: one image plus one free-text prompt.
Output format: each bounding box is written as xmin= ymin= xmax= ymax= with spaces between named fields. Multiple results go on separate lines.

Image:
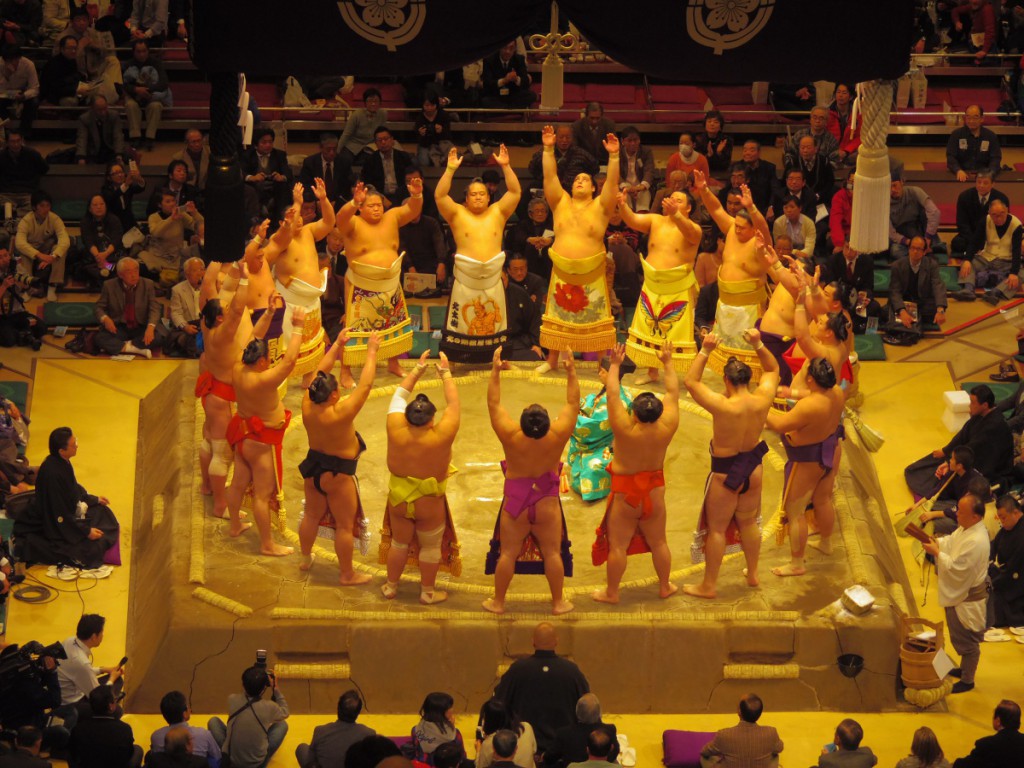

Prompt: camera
xmin=255 ymin=649 xmax=267 ymax=669
xmin=0 ymin=641 xmax=67 ymax=689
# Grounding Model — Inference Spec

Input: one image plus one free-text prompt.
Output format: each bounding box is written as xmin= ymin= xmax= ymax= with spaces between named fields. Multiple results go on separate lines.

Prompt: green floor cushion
xmin=962 ymin=381 xmax=1018 ymax=402
xmin=41 ymin=301 xmax=98 ymax=328
xmin=54 ymin=199 xmax=87 ymax=222
xmin=409 ymin=330 xmax=439 ymax=358
xmin=0 ymin=381 xmax=28 ymax=414
xmin=873 ymin=269 xmax=891 ymax=293
xmin=427 ymin=304 xmax=447 ymax=330
xmin=939 ymin=266 xmax=960 ymax=292
xmin=854 ymin=333 xmax=887 ymax=361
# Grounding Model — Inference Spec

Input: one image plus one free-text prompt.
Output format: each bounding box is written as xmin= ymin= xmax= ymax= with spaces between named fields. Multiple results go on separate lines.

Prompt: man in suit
xmin=299 ymin=133 xmax=342 ymax=206
xmin=93 ymin=257 xmax=165 ymax=357
xmin=740 ymin=140 xmax=778 ymax=212
xmin=0 ymin=726 xmax=51 ymax=768
xmin=700 ymin=694 xmax=783 ymax=768
xmin=954 ymin=699 xmax=1024 ymax=767
xmin=481 ymin=40 xmax=536 ymax=110
xmin=543 ymin=695 xmax=618 ymax=768
xmin=172 ymin=129 xmax=211 ymax=190
xmin=618 ymin=127 xmax=654 ymax=212
xmin=817 ymin=719 xmax=876 ymax=768
xmin=295 ymin=690 xmax=375 ymax=768
xmin=241 ymin=126 xmax=293 ymax=221
xmin=954 ymin=171 xmax=1009 ymax=257
xmin=572 ymin=102 xmax=616 ymax=166
xmin=827 ymin=243 xmax=881 ymax=333
xmin=359 ymin=125 xmax=413 ymax=209
xmin=75 ymin=96 xmax=125 ymax=165
xmin=885 ymin=236 xmax=947 ymax=340
xmin=164 ymin=257 xmax=204 ymax=358
xmin=68 ymin=685 xmax=143 ymax=768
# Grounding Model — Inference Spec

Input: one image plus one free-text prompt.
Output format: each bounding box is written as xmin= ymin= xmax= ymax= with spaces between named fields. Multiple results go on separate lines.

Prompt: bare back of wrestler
xmin=784 ymin=271 xmax=850 ymax=403
xmin=594 ymin=342 xmax=680 ymax=604
xmin=436 ymin=145 xmax=520 ymax=261
xmin=225 ymin=309 xmax=305 ymax=555
xmin=483 ymin=347 xmax=579 ymax=616
xmin=298 ymin=331 xmax=380 ymax=585
xmin=683 ymin=329 xmax=780 ymax=598
xmin=766 ymin=358 xmax=845 ymax=577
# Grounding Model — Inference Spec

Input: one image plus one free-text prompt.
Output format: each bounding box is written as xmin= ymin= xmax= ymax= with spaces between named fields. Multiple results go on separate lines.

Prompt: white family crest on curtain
xmin=686 ymin=0 xmax=776 ymax=55
xmin=337 ymin=0 xmax=427 ymax=52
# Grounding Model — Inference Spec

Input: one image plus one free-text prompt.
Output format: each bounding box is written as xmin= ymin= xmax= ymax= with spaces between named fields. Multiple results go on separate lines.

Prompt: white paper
xmin=241 ymin=111 xmax=254 ymax=147
xmin=932 ymin=648 xmax=955 ymax=679
xmin=237 ymin=74 xmax=247 ymax=107
xmin=237 ymin=92 xmax=250 ymax=125
xmin=542 ymin=229 xmax=555 ymax=239
xmin=815 ymin=203 xmax=828 ymax=223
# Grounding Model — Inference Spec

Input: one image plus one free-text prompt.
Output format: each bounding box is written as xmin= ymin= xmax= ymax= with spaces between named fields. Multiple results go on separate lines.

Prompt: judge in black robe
xmin=15 ymin=427 xmax=119 ymax=569
xmin=990 ymin=497 xmax=1024 ymax=628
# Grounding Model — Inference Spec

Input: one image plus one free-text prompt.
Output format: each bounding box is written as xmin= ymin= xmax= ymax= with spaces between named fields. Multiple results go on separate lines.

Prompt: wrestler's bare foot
xmin=338 ymin=372 xmax=356 ymax=388
xmin=211 ymin=506 xmax=245 ymax=520
xmin=592 ymin=588 xmax=619 ymax=604
xmin=660 ymin=582 xmax=679 ymax=599
xmin=771 ymin=563 xmax=807 ymax=577
xmin=420 ymin=589 xmax=448 ymax=605
xmin=299 ymin=553 xmax=314 ymax=571
xmin=809 ymin=536 xmax=833 ymax=555
xmin=552 ymin=599 xmax=575 ymax=615
xmin=482 ymin=597 xmax=505 ymax=614
xmin=682 ymin=583 xmax=715 ymax=599
xmin=228 ymin=521 xmax=253 ymax=537
xmin=743 ymin=567 xmax=760 ymax=587
xmin=260 ymin=543 xmax=294 ymax=557
xmin=339 ymin=571 xmax=372 ymax=586
xmin=387 ymin=358 xmax=403 ymax=376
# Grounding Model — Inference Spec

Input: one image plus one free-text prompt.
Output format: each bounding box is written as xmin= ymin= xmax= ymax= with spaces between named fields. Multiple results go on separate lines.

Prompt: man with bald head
xmin=544 ymin=695 xmax=619 ymax=768
xmin=954 ymin=199 xmax=1023 ymax=306
xmin=494 ymin=622 xmax=590 ymax=754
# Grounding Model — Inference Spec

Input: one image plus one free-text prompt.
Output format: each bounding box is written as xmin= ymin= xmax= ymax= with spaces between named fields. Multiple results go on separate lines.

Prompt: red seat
xmin=712 ymin=105 xmax=779 ymax=124
xmin=936 ymin=201 xmax=956 ymax=226
xmin=948 ymin=87 xmax=1002 ymax=113
xmin=648 ymin=85 xmax=707 ymax=106
xmin=894 ymin=88 xmax=950 ymax=125
xmin=164 ymin=81 xmax=211 ymax=121
xmin=922 ymin=161 xmax=949 ymax=172
xmin=705 ymin=86 xmax=753 ymax=106
xmin=584 ymin=83 xmax=644 ymax=106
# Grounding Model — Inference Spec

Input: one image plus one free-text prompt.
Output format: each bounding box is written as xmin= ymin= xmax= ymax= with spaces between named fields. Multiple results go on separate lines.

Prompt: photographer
xmin=0 ymin=641 xmax=73 ymax=755
xmin=0 ymin=233 xmax=44 ymax=350
xmin=207 ymin=664 xmax=288 ymax=768
xmin=0 ymin=396 xmax=34 ymax=508
xmin=57 ymin=615 xmax=124 ymax=719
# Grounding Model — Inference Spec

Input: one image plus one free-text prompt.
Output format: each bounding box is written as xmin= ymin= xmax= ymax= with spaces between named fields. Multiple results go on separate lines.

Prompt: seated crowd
xmin=1 ymin=622 xmax=1021 ymax=768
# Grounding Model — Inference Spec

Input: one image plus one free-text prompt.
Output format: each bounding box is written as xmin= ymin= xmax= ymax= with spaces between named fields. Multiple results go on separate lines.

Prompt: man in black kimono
xmin=991 ymin=494 xmax=1024 ymax=628
xmin=14 ymin=426 xmax=119 ymax=569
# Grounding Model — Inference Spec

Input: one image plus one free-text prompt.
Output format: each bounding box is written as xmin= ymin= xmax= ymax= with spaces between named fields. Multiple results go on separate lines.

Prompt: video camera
xmin=0 ymin=641 xmax=67 ymax=689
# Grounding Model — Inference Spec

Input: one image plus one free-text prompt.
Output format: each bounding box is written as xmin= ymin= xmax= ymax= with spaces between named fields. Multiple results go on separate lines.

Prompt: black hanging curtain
xmin=189 ymin=0 xmax=914 ymax=83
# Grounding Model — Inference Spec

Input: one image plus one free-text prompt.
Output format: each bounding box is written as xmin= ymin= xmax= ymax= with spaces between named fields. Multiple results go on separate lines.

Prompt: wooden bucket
xmin=899 ymin=616 xmax=944 ymax=689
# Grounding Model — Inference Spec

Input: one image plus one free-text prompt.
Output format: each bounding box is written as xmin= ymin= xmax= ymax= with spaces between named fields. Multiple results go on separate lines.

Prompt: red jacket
xmin=830 ymin=187 xmax=853 ymax=250
xmin=952 ymin=0 xmax=996 ymax=55
xmin=827 ymin=108 xmax=861 ymax=155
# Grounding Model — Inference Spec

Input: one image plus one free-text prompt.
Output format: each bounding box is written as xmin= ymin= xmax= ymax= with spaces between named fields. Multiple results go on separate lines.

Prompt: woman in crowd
xmin=101 ymin=161 xmax=147 ymax=237
xmin=895 ymin=726 xmax=950 ymax=768
xmin=77 ymin=194 xmax=123 ymax=290
xmin=694 ymin=109 xmax=732 ymax=173
xmin=475 ymin=698 xmax=537 ymax=768
xmin=412 ymin=692 xmax=466 ymax=766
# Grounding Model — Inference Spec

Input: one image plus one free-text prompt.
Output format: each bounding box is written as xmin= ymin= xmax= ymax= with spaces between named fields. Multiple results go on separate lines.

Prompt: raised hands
xmin=658 ymin=339 xmax=673 ymax=367
xmin=293 ymin=182 xmax=304 ymax=206
xmin=352 ymin=181 xmax=367 ymax=207
xmin=367 ymin=330 xmax=381 ymax=353
xmin=256 ymin=219 xmax=270 ymax=240
xmin=313 ymin=177 xmax=327 ymax=201
xmin=741 ymin=327 xmax=761 ymax=347
xmin=662 ymin=196 xmax=680 ymax=217
xmin=702 ymin=331 xmax=719 ymax=352
xmin=603 ymin=133 xmax=620 ymax=155
xmin=610 ymin=342 xmax=626 ymax=366
xmin=493 ymin=144 xmax=510 ymax=167
xmin=447 ymin=146 xmax=463 ymax=170
xmin=493 ymin=345 xmax=504 ymax=369
xmin=407 ymin=174 xmax=424 ymax=197
xmin=691 ymin=169 xmax=707 ymax=192
xmin=541 ymin=125 xmax=556 ymax=148
xmin=739 ymin=184 xmax=754 ymax=210
xmin=435 ymin=351 xmax=451 ymax=375
xmin=560 ymin=347 xmax=575 ymax=370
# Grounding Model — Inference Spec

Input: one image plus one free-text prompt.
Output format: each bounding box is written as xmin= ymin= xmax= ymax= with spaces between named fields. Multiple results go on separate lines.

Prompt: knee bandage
xmin=391 ymin=539 xmax=410 ymax=551
xmin=388 ymin=387 xmax=412 ymax=414
xmin=416 ymin=524 xmax=445 ymax=564
xmin=208 ymin=439 xmax=230 ymax=477
xmin=200 ymin=438 xmax=212 ymax=456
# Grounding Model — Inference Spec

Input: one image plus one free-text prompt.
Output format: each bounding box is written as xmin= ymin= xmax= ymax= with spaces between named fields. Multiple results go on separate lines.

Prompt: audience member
xmin=102 ymin=160 xmax=147 ymax=235
xmin=76 ymin=33 xmax=123 ymax=113
xmin=717 ymin=165 xmax=748 ymax=209
xmin=889 ymin=172 xmax=940 ymax=260
xmin=544 ymin=694 xmax=617 ymax=768
xmin=895 ymin=726 xmax=949 ymax=768
xmin=565 ymin=730 xmax=613 ymax=768
xmin=360 ymin=126 xmax=414 ymax=208
xmin=481 ymin=40 xmax=536 ymax=109
xmin=571 ymin=102 xmax=616 ymax=165
xmin=39 ymin=34 xmax=80 ymax=105
xmin=144 ymin=726 xmax=207 ymax=768
xmin=527 ymin=126 xmax=598 ymax=195
xmin=94 ymin=257 xmax=165 ymax=357
xmin=768 ymin=169 xmax=816 ymax=226
xmin=295 ymin=690 xmax=374 ymax=768
xmin=770 ymin=81 xmax=815 ymax=114
xmin=953 ymin=171 xmax=1007 ymax=257
xmin=917 ymin=447 xmax=986 ymax=535
xmin=146 ymin=159 xmax=199 ymax=214
xmin=299 ymin=133 xmax=341 ymax=205
xmin=338 ymin=87 xmax=388 ymax=188
xmin=241 ymin=127 xmax=292 ymax=221
xmin=505 ymin=197 xmax=553 ymax=281
xmin=414 ymin=95 xmax=453 ymax=168
xmin=694 ymin=109 xmax=732 ymax=172
xmin=951 ymin=698 xmax=1024 ymax=767
xmin=139 ymin=193 xmax=203 ymax=287
xmin=475 ymin=698 xmax=537 ymax=768
xmin=0 ymin=129 xmax=48 ymax=216
xmin=772 ymin=195 xmax=816 ymax=259
xmin=787 ymin=106 xmax=840 ymax=168
xmin=0 ymin=234 xmax=43 ymax=350
xmin=828 ymin=84 xmax=861 ymax=165
xmin=411 ymin=692 xmax=465 ymax=767
xmin=172 ymin=129 xmax=210 ymax=190
xmin=494 ymin=623 xmax=589 ymax=754
xmin=344 ymin=736 xmax=401 ymax=768
xmin=76 ymin=96 xmax=125 ymax=165
xmin=149 ymin=690 xmax=221 ymax=768
xmin=505 ymin=252 xmax=545 ymax=306
xmin=829 ymin=176 xmax=855 ymax=253
xmin=700 ymin=693 xmax=783 ymax=768
xmin=921 ymin=492 xmax=993 ymax=694
xmin=950 ymin=0 xmax=998 ymax=65
xmin=0 ymin=46 xmax=38 ymax=139
xmin=0 ymin=726 xmax=50 ymax=768
xmin=78 ymin=193 xmax=123 ymax=290
xmin=947 ymin=105 xmax=1002 ymax=181
xmin=739 ymin=140 xmax=778 ymax=211
xmin=40 ymin=0 xmax=69 ymax=48
xmin=906 ymin=385 xmax=1013 ymax=496
xmin=667 ymin=132 xmax=711 ymax=182
xmin=69 ymin=685 xmax=142 ymax=768
xmin=400 ymin=198 xmax=447 ymax=283
xmin=57 ymin=614 xmax=121 ymax=711
xmin=885 ymin=237 xmax=947 ymax=340
xmin=954 ymin=200 xmax=1021 ymax=305
xmin=15 ymin=189 xmax=68 ymax=302
xmin=989 ymin=495 xmax=1024 ymax=629
xmin=653 ymin=169 xmax=689 ymax=214
xmin=500 ymin=262 xmax=543 ymax=362
xmin=617 ymin=126 xmax=654 ymax=211
xmin=164 ymin=257 xmax=204 ymax=358
xmin=0 ymin=0 xmax=42 ymax=47
xmin=207 ymin=665 xmax=289 ymax=768
xmin=818 ymin=719 xmax=876 ymax=768
xmin=784 ymin=135 xmax=835 ymax=208
xmin=122 ymin=39 xmax=169 ymax=151
xmin=130 ymin=0 xmax=168 ymax=45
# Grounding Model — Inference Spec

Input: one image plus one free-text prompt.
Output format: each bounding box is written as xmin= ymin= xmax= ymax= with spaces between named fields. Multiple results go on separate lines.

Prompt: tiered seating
xmin=647 ymin=85 xmax=707 ymax=124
